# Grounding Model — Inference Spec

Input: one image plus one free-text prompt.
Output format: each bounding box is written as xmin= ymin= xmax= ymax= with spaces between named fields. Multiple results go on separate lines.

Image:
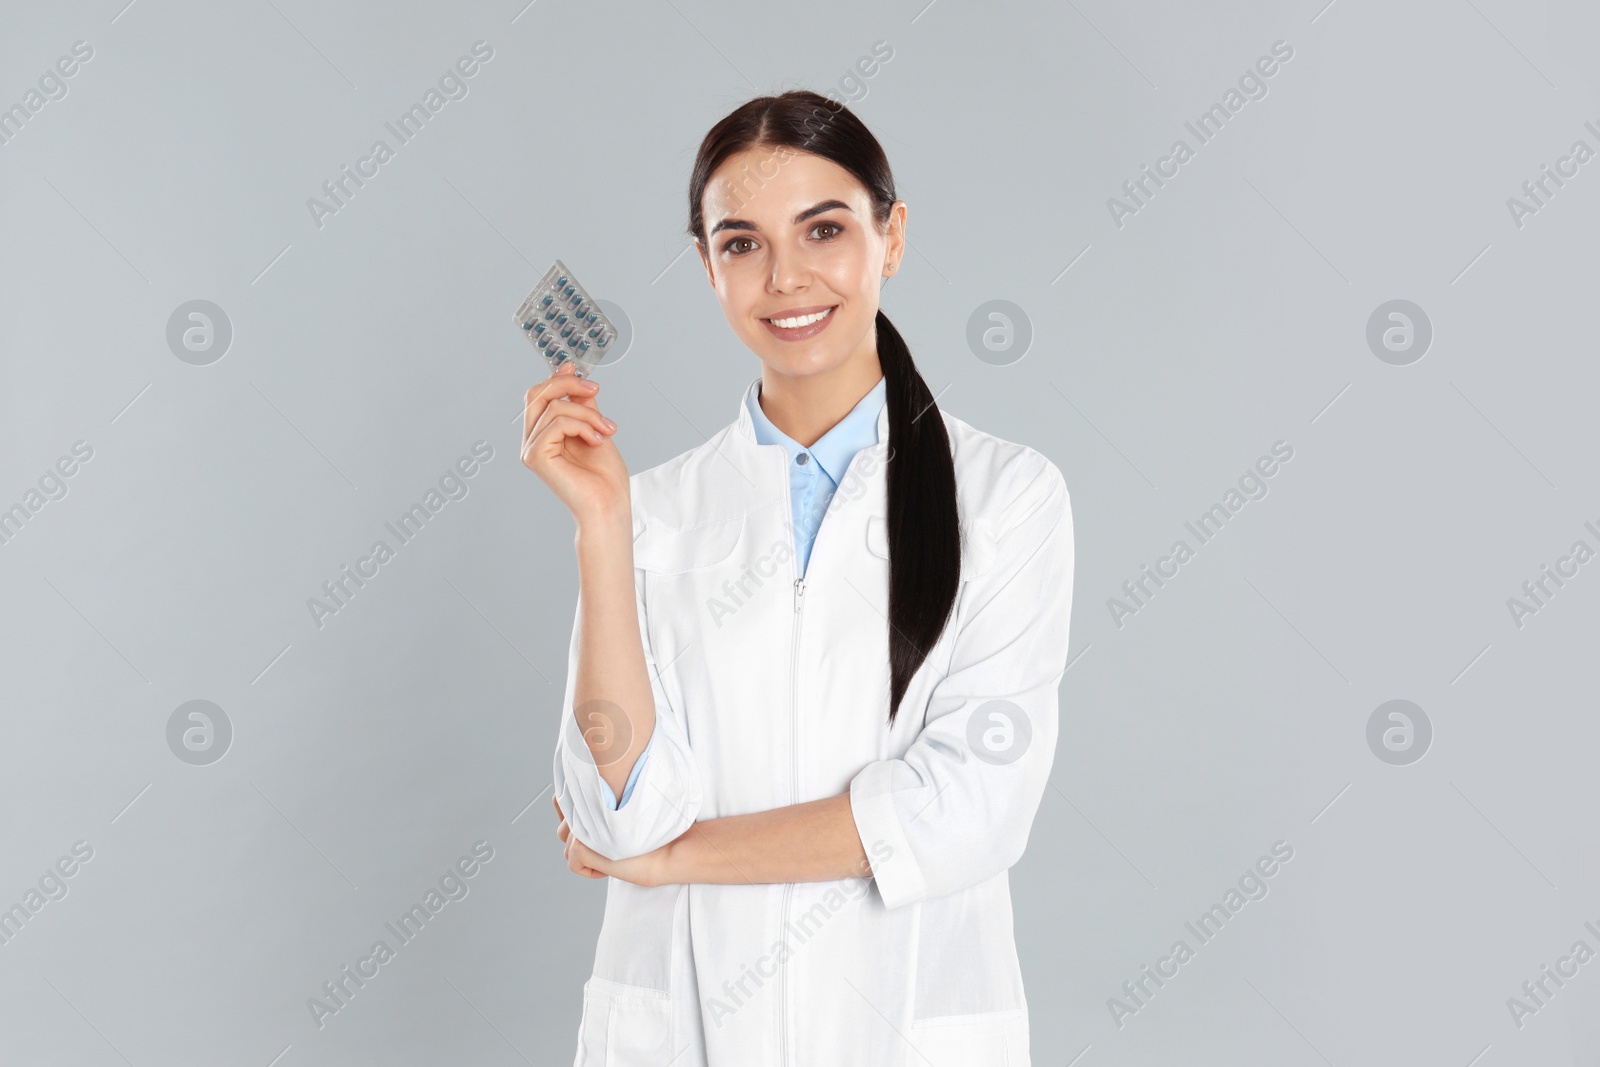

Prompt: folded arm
xmin=560 ymin=459 xmax=1074 ymax=900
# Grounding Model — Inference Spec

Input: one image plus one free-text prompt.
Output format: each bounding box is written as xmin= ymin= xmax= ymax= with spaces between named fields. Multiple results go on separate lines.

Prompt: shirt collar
xmin=744 ymin=375 xmax=887 ymax=484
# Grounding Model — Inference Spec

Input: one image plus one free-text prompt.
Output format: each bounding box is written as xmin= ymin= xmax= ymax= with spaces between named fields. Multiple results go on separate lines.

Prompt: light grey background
xmin=2 ymin=0 xmax=1597 ymax=1064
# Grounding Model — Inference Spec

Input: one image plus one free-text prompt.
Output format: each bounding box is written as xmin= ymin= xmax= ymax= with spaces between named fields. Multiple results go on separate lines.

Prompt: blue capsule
xmin=521 ymin=321 xmax=534 ymax=331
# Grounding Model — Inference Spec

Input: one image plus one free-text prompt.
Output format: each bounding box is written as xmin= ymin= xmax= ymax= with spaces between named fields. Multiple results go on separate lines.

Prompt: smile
xmin=762 ymin=305 xmax=837 ymax=341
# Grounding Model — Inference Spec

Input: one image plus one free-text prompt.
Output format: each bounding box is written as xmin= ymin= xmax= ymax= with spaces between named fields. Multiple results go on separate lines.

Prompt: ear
xmin=883 ymin=201 xmax=908 ymax=277
xmin=695 ymin=238 xmax=716 ymax=287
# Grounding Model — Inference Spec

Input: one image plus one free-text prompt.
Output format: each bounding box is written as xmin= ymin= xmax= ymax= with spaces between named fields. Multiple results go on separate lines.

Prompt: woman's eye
xmin=812 ymin=222 xmax=842 ymax=240
xmin=723 ymin=237 xmax=756 ymax=255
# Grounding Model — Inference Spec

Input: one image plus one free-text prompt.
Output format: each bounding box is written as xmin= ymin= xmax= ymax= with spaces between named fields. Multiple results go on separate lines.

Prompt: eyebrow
xmin=708 ymin=199 xmax=853 ymax=237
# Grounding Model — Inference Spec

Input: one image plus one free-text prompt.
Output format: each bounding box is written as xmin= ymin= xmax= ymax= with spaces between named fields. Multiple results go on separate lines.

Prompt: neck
xmin=757 ymin=347 xmax=884 ymax=448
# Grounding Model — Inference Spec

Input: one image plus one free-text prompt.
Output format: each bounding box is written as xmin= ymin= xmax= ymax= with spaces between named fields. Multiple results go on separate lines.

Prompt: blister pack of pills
xmin=513 ymin=260 xmax=617 ymax=378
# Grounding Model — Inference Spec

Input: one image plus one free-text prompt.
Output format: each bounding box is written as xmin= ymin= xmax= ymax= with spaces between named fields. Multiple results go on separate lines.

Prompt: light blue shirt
xmin=605 ymin=375 xmax=887 ymax=809
xmin=748 ymin=375 xmax=888 ymax=578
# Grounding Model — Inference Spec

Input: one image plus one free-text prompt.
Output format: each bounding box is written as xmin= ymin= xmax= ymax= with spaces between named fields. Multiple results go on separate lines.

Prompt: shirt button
xmin=796 ymin=453 xmax=810 ymax=465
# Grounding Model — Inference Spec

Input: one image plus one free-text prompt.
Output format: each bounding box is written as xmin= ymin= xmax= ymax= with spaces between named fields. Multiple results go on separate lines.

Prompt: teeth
xmin=770 ymin=307 xmax=833 ymax=329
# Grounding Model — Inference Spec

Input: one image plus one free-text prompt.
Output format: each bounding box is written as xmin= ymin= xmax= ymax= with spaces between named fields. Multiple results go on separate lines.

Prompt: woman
xmin=522 ymin=90 xmax=1075 ymax=1066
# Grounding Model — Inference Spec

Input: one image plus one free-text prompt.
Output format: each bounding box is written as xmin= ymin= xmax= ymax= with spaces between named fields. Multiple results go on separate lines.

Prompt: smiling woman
xmin=523 ymin=89 xmax=1076 ymax=1067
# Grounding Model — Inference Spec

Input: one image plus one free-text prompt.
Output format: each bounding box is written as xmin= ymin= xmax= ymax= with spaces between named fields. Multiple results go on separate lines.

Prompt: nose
xmin=767 ymin=239 xmax=811 ymax=294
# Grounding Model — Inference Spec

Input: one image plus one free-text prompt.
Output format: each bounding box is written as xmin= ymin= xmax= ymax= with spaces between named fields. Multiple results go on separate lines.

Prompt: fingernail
xmin=603 ymin=418 xmax=617 ymax=430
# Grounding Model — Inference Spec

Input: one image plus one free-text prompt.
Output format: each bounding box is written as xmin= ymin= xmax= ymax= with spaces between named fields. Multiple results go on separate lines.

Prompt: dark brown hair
xmin=687 ymin=89 xmax=960 ymax=723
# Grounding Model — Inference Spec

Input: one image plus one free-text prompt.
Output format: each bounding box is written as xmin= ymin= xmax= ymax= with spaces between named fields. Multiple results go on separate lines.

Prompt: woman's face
xmin=696 ymin=146 xmax=905 ymax=380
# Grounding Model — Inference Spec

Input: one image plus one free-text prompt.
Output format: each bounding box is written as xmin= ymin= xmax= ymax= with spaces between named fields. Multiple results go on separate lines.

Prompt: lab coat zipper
xmin=780 ymin=453 xmax=805 ymax=1067
xmin=780 ymin=582 xmax=802 ymax=1067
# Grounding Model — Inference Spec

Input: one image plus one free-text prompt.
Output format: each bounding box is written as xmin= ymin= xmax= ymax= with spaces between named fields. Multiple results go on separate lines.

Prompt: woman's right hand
xmin=521 ymin=362 xmax=629 ymax=529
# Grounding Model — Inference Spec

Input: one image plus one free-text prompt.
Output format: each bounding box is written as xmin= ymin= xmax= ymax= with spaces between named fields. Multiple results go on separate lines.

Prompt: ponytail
xmin=876 ymin=310 xmax=962 ymax=722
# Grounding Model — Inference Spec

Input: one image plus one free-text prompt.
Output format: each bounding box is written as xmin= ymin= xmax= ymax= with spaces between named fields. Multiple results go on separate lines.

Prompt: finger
xmin=533 ymin=397 xmax=615 ymax=443
xmin=528 ymin=412 xmax=614 ymax=467
xmin=524 ymin=371 xmax=601 ymax=445
xmin=568 ymin=834 xmax=604 ymax=872
xmin=524 ymin=413 xmax=612 ymax=466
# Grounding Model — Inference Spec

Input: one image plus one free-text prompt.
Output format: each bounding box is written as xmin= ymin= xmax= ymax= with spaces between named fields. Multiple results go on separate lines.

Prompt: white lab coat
xmin=553 ymin=374 xmax=1075 ymax=1066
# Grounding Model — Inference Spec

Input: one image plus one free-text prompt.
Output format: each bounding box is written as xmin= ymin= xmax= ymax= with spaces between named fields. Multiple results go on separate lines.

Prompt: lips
xmin=762 ymin=304 xmax=837 ymax=342
xmin=765 ymin=304 xmax=835 ymax=324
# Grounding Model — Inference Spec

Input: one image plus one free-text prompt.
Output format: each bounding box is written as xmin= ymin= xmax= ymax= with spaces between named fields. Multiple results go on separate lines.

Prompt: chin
xmin=754 ymin=344 xmax=852 ymax=379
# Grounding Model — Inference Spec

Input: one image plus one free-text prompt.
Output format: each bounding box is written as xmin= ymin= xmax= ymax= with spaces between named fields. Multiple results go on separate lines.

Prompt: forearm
xmin=665 ymin=793 xmax=869 ymax=884
xmin=572 ymin=504 xmax=655 ymax=804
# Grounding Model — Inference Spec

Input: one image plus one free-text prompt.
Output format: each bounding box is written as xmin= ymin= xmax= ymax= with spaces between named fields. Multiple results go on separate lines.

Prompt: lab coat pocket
xmin=904 ymin=1008 xmax=1029 ymax=1066
xmin=575 ymin=977 xmax=674 ymax=1067
xmin=633 ymin=514 xmax=746 ymax=574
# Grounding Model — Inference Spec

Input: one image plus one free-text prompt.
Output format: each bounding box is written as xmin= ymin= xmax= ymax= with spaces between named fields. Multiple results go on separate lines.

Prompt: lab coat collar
xmin=732 ymin=374 xmax=893 ymax=455
xmin=742 ymin=376 xmax=887 ymax=486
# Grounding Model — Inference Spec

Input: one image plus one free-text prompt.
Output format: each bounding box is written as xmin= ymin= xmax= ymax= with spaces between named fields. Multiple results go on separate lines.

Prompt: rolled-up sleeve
xmin=850 ymin=458 xmax=1073 ymax=910
xmin=552 ymin=540 xmax=702 ymax=861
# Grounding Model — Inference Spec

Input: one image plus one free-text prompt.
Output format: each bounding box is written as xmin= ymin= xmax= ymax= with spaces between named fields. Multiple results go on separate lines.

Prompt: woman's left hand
xmin=553 ymin=798 xmax=674 ymax=887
